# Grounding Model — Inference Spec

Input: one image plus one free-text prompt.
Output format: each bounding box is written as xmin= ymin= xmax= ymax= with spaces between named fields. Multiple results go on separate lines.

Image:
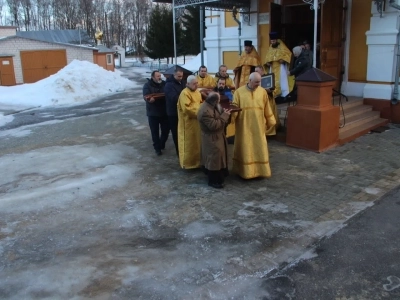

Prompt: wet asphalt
xmin=267 ymin=186 xmax=400 ymax=300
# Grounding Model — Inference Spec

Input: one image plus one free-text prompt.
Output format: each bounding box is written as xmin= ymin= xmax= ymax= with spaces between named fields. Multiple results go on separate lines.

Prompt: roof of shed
xmin=16 ymin=29 xmax=94 ymax=45
xmin=0 ymin=34 xmax=106 ymax=52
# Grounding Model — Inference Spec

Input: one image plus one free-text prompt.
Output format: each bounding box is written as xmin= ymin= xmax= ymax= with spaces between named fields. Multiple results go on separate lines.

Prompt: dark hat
xmin=269 ymin=32 xmax=278 ymax=40
xmin=244 ymin=40 xmax=252 ymax=47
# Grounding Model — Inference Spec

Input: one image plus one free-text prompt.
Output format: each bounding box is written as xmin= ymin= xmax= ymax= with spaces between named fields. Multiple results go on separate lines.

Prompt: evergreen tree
xmin=144 ymin=5 xmax=164 ymax=59
xmin=180 ymin=6 xmax=205 ymax=56
xmin=145 ymin=5 xmax=181 ymax=60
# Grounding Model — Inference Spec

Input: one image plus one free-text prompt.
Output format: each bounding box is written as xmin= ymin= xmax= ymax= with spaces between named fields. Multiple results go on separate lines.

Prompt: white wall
xmin=112 ymin=45 xmax=126 ymax=67
xmin=204 ymin=0 xmax=258 ymax=73
xmin=0 ymin=37 xmax=94 ymax=84
xmin=364 ymin=0 xmax=400 ymax=100
xmin=0 ymin=27 xmax=16 ymax=38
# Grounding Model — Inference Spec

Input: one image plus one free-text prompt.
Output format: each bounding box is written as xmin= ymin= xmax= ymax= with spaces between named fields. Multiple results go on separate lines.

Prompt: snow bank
xmin=181 ymin=51 xmax=208 ymax=72
xmin=0 ymin=60 xmax=137 ymax=107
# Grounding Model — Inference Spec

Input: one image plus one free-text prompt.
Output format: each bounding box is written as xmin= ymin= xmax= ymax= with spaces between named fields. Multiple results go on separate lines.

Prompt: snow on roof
xmin=0 ymin=35 xmax=95 ymax=50
xmin=16 ymin=29 xmax=93 ymax=45
xmin=0 ymin=60 xmax=137 ymax=108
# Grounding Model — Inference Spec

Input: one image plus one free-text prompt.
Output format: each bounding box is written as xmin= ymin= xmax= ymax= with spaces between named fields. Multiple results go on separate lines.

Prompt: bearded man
xmin=233 ymin=40 xmax=261 ymax=88
xmin=214 ymin=64 xmax=235 ymax=89
xmin=264 ymin=32 xmax=293 ymax=99
xmin=213 ymin=78 xmax=235 ymax=138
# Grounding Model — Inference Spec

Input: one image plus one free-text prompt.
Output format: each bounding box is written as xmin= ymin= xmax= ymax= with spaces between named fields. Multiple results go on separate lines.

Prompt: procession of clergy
xmin=143 ymin=32 xmax=310 ymax=189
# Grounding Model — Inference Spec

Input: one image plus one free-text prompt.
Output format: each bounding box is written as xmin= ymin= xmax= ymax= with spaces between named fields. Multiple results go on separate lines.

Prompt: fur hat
xmin=244 ymin=40 xmax=252 ymax=47
xmin=269 ymin=32 xmax=278 ymax=40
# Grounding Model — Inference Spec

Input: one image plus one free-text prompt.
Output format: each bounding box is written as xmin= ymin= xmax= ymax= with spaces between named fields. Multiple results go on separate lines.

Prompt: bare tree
xmin=35 ymin=0 xmax=53 ymax=30
xmin=6 ymin=0 xmax=21 ymax=28
xmin=20 ymin=0 xmax=32 ymax=30
xmin=52 ymin=0 xmax=79 ymax=29
xmin=126 ymin=0 xmax=151 ymax=55
xmin=1 ymin=0 xmax=153 ymax=52
xmin=79 ymin=0 xmax=94 ymax=37
xmin=0 ymin=0 xmax=5 ymax=25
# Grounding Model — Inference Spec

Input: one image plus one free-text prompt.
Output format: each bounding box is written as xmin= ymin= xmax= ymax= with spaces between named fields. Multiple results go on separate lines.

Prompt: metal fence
xmin=130 ymin=61 xmax=176 ymax=71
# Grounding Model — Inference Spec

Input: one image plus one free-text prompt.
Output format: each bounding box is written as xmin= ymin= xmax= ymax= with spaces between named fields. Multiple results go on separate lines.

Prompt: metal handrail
xmin=332 ymin=89 xmax=348 ymax=128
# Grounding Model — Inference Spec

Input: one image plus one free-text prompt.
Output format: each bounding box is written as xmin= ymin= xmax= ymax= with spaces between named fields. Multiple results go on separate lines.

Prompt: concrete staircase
xmin=337 ymin=99 xmax=389 ymax=145
xmin=276 ymin=98 xmax=389 ymax=146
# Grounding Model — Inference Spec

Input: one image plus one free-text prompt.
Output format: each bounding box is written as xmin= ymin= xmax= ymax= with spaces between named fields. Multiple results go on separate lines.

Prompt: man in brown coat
xmin=197 ymin=92 xmax=232 ymax=188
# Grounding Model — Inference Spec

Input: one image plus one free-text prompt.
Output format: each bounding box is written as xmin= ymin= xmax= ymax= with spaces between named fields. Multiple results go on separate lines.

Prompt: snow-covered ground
xmin=0 ymin=60 xmax=136 ymax=109
xmin=0 ymin=53 xmax=210 ymax=128
xmin=0 ymin=60 xmax=138 ymax=127
xmin=116 ymin=53 xmax=203 ymax=72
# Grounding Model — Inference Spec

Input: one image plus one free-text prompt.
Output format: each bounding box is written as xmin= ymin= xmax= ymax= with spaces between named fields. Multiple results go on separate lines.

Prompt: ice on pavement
xmin=0 ymin=113 xmax=14 ymax=127
xmin=0 ymin=143 xmax=136 ymax=213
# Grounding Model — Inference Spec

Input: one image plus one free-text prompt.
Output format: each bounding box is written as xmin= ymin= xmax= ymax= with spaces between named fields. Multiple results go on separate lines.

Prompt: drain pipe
xmin=390 ymin=0 xmax=400 ymax=104
xmin=232 ymin=6 xmax=242 ymax=55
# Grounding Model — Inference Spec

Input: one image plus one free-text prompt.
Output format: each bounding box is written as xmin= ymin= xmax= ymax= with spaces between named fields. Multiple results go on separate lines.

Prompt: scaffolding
xmin=152 ymin=0 xmax=251 ymax=65
xmin=152 ymin=0 xmax=250 ymax=11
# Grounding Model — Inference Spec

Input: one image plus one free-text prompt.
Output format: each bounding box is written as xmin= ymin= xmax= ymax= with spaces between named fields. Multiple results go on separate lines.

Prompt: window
xmin=225 ymin=11 xmax=239 ymax=28
xmin=106 ymin=54 xmax=113 ymax=65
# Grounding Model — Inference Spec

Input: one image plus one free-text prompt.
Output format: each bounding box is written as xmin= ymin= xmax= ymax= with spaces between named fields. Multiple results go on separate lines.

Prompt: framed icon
xmin=261 ymin=73 xmax=275 ymax=90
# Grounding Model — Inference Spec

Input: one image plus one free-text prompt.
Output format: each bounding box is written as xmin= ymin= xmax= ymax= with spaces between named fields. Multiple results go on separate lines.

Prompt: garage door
xmin=21 ymin=50 xmax=67 ymax=83
xmin=0 ymin=57 xmax=16 ymax=86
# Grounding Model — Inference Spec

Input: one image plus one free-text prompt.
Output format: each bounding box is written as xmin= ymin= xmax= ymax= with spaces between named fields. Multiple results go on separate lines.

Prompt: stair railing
xmin=332 ymin=89 xmax=348 ymax=128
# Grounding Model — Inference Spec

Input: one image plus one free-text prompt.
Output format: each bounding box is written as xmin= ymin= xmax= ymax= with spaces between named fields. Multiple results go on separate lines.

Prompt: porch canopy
xmin=152 ymin=0 xmax=250 ymax=10
xmin=153 ymin=0 xmax=250 ymax=65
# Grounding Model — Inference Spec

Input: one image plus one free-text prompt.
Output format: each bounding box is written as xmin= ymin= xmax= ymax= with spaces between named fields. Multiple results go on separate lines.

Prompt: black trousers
xmin=203 ymin=167 xmax=229 ymax=184
xmin=148 ymin=116 xmax=169 ymax=152
xmin=168 ymin=116 xmax=179 ymax=156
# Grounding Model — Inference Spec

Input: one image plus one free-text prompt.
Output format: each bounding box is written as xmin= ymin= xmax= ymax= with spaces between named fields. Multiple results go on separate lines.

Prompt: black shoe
xmin=208 ymin=183 xmax=223 ymax=189
xmin=156 ymin=150 xmax=162 ymax=156
xmin=161 ymin=142 xmax=166 ymax=150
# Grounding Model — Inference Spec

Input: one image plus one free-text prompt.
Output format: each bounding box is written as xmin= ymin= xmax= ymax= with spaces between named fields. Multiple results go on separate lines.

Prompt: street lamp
xmin=303 ymin=0 xmax=325 ymax=68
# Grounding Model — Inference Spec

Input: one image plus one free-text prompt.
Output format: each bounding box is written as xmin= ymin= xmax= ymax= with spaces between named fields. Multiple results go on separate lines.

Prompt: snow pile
xmin=0 ymin=60 xmax=137 ymax=107
xmin=181 ymin=51 xmax=208 ymax=72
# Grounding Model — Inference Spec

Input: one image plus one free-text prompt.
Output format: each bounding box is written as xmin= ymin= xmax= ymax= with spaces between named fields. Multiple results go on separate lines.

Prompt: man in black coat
xmin=142 ymin=70 xmax=169 ymax=156
xmin=285 ymin=46 xmax=312 ymax=104
xmin=288 ymin=46 xmax=311 ymax=78
xmin=164 ymin=67 xmax=185 ymax=156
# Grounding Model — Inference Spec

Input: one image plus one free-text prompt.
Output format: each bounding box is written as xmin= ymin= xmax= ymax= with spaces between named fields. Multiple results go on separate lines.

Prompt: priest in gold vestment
xmin=214 ymin=64 xmax=235 ymax=88
xmin=177 ymin=75 xmax=203 ymax=169
xmin=264 ymin=32 xmax=294 ymax=98
xmin=255 ymin=65 xmax=280 ymax=136
xmin=233 ymin=40 xmax=261 ymax=88
xmin=231 ymin=72 xmax=276 ymax=179
xmin=196 ymin=66 xmax=216 ymax=88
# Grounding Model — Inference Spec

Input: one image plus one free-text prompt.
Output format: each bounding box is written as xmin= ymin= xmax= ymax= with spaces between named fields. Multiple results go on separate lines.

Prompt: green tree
xmin=145 ymin=4 xmax=181 ymax=61
xmin=180 ymin=6 xmax=205 ymax=56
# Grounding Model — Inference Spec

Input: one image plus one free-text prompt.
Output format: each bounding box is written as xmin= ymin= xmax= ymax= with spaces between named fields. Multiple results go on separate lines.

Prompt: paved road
xmin=0 ymin=67 xmax=399 ymax=299
xmin=267 ymin=186 xmax=400 ymax=300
